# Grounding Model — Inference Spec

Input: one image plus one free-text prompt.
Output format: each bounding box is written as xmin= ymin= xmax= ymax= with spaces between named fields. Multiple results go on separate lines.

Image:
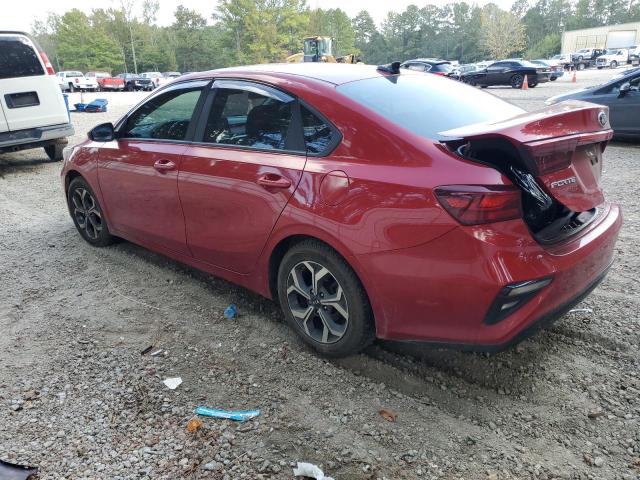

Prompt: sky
xmin=2 ymin=0 xmax=516 ymax=32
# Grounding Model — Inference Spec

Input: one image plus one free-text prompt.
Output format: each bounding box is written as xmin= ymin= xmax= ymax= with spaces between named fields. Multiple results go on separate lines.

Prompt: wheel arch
xmin=266 ymin=233 xmax=378 ymax=331
xmin=64 ymin=169 xmax=83 ymax=193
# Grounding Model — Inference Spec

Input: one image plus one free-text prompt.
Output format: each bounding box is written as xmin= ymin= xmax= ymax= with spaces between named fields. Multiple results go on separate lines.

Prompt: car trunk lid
xmin=439 ymin=101 xmax=611 ymax=213
xmin=439 ymin=101 xmax=612 ymax=243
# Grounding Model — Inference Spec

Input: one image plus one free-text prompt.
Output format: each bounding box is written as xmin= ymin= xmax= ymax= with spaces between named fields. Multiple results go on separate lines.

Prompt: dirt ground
xmin=1 ymin=69 xmax=639 ymax=480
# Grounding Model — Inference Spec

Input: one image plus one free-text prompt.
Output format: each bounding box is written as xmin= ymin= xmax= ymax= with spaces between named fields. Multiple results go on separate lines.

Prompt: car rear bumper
xmin=357 ymin=202 xmax=621 ymax=349
xmin=0 ymin=123 xmax=74 ymax=153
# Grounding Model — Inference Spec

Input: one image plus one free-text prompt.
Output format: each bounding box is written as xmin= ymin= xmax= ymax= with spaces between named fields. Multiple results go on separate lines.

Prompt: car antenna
xmin=377 ymin=62 xmax=401 ymax=74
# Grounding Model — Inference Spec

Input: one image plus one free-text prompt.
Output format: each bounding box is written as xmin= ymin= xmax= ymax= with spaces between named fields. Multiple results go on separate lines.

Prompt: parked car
xmin=571 ymin=48 xmax=604 ymax=63
xmin=140 ymin=71 xmax=165 ymax=88
xmin=596 ymin=48 xmax=629 ymax=69
xmin=0 ymin=31 xmax=73 ymax=160
xmin=461 ymin=60 xmax=551 ymax=88
xmin=116 ymin=73 xmax=153 ymax=91
xmin=546 ymin=68 xmax=639 ymax=139
xmin=85 ymin=71 xmax=124 ymax=91
xmin=449 ymin=63 xmax=479 ymax=81
xmin=531 ymin=59 xmax=564 ymax=80
xmin=58 ymin=71 xmax=97 ymax=92
xmin=61 ymin=63 xmax=621 ymax=357
xmin=400 ymin=59 xmax=454 ymax=77
xmin=162 ymin=71 xmax=181 ymax=81
xmin=551 ymin=53 xmax=571 ymax=64
xmin=612 ymin=66 xmax=640 ymax=79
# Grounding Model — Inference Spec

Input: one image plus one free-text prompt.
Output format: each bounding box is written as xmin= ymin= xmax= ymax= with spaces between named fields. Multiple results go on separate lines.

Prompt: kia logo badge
xmin=598 ymin=111 xmax=607 ymax=127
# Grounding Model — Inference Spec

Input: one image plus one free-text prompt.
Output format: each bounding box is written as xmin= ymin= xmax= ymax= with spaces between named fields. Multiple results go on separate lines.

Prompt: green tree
xmin=526 ymin=33 xmax=561 ymax=58
xmin=308 ymin=8 xmax=355 ymax=56
xmin=481 ymin=4 xmax=527 ymax=59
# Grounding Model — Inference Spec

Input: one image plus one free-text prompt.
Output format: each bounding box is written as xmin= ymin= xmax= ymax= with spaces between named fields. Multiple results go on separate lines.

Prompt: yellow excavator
xmin=286 ymin=36 xmax=359 ymax=64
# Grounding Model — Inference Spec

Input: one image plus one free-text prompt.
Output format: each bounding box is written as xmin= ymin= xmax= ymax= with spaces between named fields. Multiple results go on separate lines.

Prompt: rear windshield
xmin=336 ymin=75 xmax=523 ymax=140
xmin=431 ymin=63 xmax=453 ymax=73
xmin=0 ymin=36 xmax=44 ymax=80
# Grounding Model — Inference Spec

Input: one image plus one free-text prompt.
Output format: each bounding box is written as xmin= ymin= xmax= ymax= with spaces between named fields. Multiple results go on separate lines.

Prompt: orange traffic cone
xmin=571 ymin=71 xmax=577 ymax=83
xmin=521 ymin=75 xmax=529 ymax=90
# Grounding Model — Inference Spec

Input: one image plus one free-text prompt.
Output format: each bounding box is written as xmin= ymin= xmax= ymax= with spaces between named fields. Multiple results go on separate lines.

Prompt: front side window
xmin=202 ymin=83 xmax=294 ymax=151
xmin=122 ymin=85 xmax=203 ymax=140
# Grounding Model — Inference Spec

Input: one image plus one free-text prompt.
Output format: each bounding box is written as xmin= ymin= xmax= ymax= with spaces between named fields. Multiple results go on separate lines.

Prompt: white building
xmin=561 ymin=22 xmax=640 ymax=53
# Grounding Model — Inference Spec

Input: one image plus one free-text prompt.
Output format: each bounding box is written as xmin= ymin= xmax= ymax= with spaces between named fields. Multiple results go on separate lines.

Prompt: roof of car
xmin=182 ymin=63 xmax=425 ymax=86
xmin=402 ymin=58 xmax=451 ymax=64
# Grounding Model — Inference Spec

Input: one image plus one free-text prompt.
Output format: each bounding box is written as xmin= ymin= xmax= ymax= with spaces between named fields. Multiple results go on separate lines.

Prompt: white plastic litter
xmin=569 ymin=308 xmax=594 ymax=314
xmin=163 ymin=377 xmax=182 ymax=390
xmin=293 ymin=462 xmax=335 ymax=480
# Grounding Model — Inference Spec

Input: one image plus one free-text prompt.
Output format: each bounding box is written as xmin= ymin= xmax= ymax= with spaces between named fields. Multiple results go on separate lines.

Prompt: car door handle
xmin=153 ymin=159 xmax=176 ymax=172
xmin=257 ymin=174 xmax=291 ymax=190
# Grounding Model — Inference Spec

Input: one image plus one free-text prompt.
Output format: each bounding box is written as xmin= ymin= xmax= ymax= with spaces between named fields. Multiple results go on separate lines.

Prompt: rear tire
xmin=550 ymin=76 xmax=557 ymax=81
xmin=277 ymin=240 xmax=374 ymax=357
xmin=529 ymin=82 xmax=538 ymax=88
xmin=67 ymin=177 xmax=114 ymax=247
xmin=611 ymin=61 xmax=618 ymax=69
xmin=44 ymin=143 xmax=64 ymax=161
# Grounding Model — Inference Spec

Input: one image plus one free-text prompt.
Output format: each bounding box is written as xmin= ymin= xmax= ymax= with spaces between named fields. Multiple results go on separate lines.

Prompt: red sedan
xmin=61 ymin=63 xmax=621 ymax=357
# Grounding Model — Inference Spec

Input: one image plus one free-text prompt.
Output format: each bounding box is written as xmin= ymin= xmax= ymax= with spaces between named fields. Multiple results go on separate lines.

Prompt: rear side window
xmin=337 ymin=75 xmax=523 ymax=141
xmin=202 ymin=86 xmax=294 ymax=151
xmin=123 ymin=85 xmax=203 ymax=140
xmin=301 ymin=106 xmax=335 ymax=154
xmin=431 ymin=63 xmax=453 ymax=73
xmin=0 ymin=36 xmax=44 ymax=80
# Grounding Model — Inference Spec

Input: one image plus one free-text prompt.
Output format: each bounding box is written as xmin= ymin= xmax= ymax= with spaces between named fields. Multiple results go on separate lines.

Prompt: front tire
xmin=611 ymin=61 xmax=618 ymax=69
xmin=67 ymin=177 xmax=114 ymax=247
xmin=277 ymin=240 xmax=374 ymax=357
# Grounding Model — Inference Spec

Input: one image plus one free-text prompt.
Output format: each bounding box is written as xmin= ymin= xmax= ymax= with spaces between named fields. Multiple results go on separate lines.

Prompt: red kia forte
xmin=61 ymin=63 xmax=621 ymax=357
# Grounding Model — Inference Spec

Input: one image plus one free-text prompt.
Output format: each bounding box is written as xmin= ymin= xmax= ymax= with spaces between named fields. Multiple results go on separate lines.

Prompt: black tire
xmin=480 ymin=85 xmax=488 ymax=88
xmin=577 ymin=55 xmax=583 ymax=62
xmin=511 ymin=74 xmax=524 ymax=88
xmin=550 ymin=76 xmax=557 ymax=81
xmin=529 ymin=82 xmax=538 ymax=88
xmin=578 ymin=63 xmax=586 ymax=70
xmin=611 ymin=61 xmax=617 ymax=69
xmin=277 ymin=240 xmax=374 ymax=357
xmin=126 ymin=83 xmax=133 ymax=92
xmin=67 ymin=177 xmax=114 ymax=247
xmin=44 ymin=143 xmax=64 ymax=161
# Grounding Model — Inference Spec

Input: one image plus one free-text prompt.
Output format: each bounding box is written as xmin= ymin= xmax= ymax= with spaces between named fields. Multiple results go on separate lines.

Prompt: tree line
xmin=31 ymin=0 xmax=640 ymax=74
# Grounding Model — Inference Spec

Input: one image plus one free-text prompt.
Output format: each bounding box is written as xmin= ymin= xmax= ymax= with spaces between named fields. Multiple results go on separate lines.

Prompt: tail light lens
xmin=435 ymin=185 xmax=522 ymax=225
xmin=433 ymin=72 xmax=446 ymax=76
xmin=39 ymin=51 xmax=55 ymax=75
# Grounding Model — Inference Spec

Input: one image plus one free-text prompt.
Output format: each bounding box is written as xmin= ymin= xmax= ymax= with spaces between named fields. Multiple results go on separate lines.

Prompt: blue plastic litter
xmin=223 ymin=304 xmax=237 ymax=319
xmin=84 ymin=98 xmax=108 ymax=112
xmin=194 ymin=406 xmax=260 ymax=422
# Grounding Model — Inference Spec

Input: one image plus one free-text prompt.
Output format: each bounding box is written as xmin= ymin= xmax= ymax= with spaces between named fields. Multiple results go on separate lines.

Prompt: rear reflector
xmin=39 ymin=51 xmax=55 ymax=75
xmin=484 ymin=277 xmax=552 ymax=325
xmin=435 ymin=185 xmax=522 ymax=225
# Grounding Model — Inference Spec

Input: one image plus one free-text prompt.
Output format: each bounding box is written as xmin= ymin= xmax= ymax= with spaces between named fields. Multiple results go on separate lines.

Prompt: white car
xmin=596 ymin=49 xmax=629 ymax=69
xmin=140 ymin=71 xmax=166 ymax=89
xmin=551 ymin=53 xmax=571 ymax=64
xmin=57 ymin=71 xmax=98 ymax=92
xmin=0 ymin=31 xmax=74 ymax=160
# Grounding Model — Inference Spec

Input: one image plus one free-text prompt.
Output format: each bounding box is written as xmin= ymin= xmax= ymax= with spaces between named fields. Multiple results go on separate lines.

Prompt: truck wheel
xmin=44 ymin=143 xmax=64 ymax=161
xmin=550 ymin=76 xmax=557 ymax=81
xmin=611 ymin=61 xmax=617 ymax=69
xmin=578 ymin=63 xmax=586 ymax=70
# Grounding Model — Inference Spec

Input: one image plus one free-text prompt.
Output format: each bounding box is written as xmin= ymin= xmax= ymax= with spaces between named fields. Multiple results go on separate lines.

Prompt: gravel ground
xmin=1 ymin=69 xmax=639 ymax=480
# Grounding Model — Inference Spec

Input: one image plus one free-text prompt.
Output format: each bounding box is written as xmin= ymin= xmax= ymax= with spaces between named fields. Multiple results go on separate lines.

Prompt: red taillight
xmin=435 ymin=185 xmax=522 ymax=225
xmin=434 ymin=72 xmax=446 ymax=76
xmin=39 ymin=51 xmax=55 ymax=75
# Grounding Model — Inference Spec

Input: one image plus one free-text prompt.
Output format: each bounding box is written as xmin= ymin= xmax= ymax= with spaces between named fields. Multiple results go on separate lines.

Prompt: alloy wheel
xmin=511 ymin=74 xmax=524 ymax=88
xmin=71 ymin=187 xmax=103 ymax=240
xmin=286 ymin=261 xmax=349 ymax=344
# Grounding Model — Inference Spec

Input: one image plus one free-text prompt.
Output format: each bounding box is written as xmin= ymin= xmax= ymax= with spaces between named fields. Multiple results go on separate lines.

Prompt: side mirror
xmin=619 ymin=82 xmax=631 ymax=97
xmin=88 ymin=122 xmax=115 ymax=142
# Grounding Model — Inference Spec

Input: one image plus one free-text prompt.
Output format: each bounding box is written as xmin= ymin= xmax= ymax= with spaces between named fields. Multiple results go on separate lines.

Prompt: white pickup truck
xmin=0 ymin=31 xmax=73 ymax=160
xmin=596 ymin=49 xmax=629 ymax=69
xmin=57 ymin=71 xmax=99 ymax=92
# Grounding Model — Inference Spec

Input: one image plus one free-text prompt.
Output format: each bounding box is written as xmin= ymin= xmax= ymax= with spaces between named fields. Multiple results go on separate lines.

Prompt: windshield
xmin=336 ymin=75 xmax=523 ymax=141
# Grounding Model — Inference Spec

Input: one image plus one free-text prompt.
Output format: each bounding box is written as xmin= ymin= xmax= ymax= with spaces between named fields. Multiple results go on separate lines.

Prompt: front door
xmin=98 ymin=81 xmax=207 ymax=255
xmin=179 ymin=80 xmax=307 ymax=273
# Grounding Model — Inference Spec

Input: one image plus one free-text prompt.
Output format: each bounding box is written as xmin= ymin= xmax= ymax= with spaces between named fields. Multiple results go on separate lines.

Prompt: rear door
xmin=0 ymin=33 xmax=68 ymax=131
xmin=178 ymin=80 xmax=306 ymax=273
